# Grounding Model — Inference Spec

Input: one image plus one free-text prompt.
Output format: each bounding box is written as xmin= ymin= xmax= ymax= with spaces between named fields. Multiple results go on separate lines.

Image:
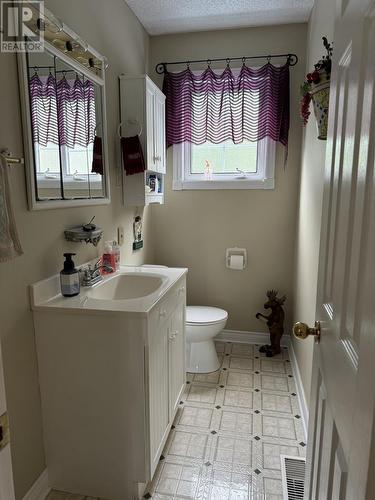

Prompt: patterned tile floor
xmin=145 ymin=341 xmax=306 ymax=500
xmin=46 ymin=342 xmax=306 ymax=500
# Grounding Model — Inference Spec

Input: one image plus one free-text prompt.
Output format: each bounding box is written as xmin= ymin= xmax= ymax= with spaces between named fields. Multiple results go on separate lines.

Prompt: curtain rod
xmin=29 ymin=66 xmax=85 ymax=75
xmin=155 ymin=53 xmax=298 ymax=74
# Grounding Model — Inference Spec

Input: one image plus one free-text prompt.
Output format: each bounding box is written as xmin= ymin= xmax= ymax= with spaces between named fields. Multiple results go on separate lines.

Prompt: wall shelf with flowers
xmin=300 ymin=37 xmax=333 ymax=140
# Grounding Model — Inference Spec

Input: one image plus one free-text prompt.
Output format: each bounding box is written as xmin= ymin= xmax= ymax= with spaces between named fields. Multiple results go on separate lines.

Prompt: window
xmin=191 ymin=140 xmax=258 ymax=174
xmin=30 ymin=73 xmax=100 ymax=189
xmin=34 ymin=142 xmax=100 ymax=188
xmin=173 ymin=137 xmax=276 ymax=190
xmin=171 ymin=67 xmax=277 ymax=191
xmin=165 ymin=63 xmax=289 ymax=191
xmin=34 ymin=143 xmax=60 ymax=174
xmin=63 ymin=144 xmax=94 ymax=175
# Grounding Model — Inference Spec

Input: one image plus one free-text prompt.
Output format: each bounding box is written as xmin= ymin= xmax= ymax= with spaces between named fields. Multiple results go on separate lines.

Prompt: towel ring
xmin=0 ymin=149 xmax=24 ymax=165
xmin=117 ymin=120 xmax=143 ymax=138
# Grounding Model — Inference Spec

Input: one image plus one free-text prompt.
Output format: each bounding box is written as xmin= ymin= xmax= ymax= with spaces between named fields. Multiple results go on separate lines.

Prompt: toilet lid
xmin=186 ymin=306 xmax=228 ymax=325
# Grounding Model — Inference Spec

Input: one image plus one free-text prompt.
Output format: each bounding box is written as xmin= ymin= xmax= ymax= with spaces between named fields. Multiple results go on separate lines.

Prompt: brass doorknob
xmin=293 ymin=321 xmax=321 ymax=343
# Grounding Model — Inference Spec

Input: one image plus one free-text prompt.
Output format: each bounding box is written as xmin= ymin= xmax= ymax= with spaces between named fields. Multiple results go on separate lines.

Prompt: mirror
xmin=18 ymin=34 xmax=110 ymax=209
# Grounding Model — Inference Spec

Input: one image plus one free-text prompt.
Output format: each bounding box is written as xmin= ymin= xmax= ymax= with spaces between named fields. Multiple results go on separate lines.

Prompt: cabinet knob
xmin=153 ymin=155 xmax=161 ymax=162
xmin=178 ymin=286 xmax=185 ymax=294
xmin=169 ymin=330 xmax=178 ymax=341
xmin=159 ymin=309 xmax=167 ymax=318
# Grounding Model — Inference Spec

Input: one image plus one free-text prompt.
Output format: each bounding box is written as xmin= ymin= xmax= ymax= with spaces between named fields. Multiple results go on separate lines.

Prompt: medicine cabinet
xmin=17 ymin=6 xmax=110 ymax=210
xmin=119 ymin=75 xmax=166 ymax=206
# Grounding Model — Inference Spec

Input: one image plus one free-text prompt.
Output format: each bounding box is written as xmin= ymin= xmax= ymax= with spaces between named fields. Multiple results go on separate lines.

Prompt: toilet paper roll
xmin=229 ymin=254 xmax=244 ymax=270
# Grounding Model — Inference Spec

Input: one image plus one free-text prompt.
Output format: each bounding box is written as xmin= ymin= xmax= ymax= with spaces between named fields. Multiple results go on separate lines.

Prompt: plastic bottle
xmin=112 ymin=241 xmax=121 ymax=271
xmin=154 ymin=176 xmax=159 ymax=193
xmin=148 ymin=174 xmax=156 ymax=191
xmin=60 ymin=253 xmax=80 ymax=297
xmin=102 ymin=241 xmax=116 ymax=274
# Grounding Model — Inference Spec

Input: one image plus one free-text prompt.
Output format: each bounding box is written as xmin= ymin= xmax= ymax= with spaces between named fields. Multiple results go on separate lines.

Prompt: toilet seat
xmin=186 ymin=306 xmax=228 ymax=326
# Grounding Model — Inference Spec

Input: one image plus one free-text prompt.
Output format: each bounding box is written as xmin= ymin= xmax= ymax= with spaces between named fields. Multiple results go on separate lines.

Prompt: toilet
xmin=186 ymin=306 xmax=228 ymax=373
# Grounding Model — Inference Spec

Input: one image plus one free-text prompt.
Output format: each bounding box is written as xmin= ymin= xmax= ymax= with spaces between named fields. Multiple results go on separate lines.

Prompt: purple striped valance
xmin=29 ymin=74 xmax=95 ymax=148
xmin=163 ymin=62 xmax=290 ymax=149
xmin=29 ymin=74 xmax=58 ymax=147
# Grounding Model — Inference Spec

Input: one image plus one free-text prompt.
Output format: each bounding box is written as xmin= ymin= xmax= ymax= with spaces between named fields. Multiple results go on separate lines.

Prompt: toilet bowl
xmin=186 ymin=306 xmax=228 ymax=373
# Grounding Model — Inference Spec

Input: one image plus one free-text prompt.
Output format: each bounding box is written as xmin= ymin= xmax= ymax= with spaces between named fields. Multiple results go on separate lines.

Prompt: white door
xmin=0 ymin=344 xmax=15 ymax=500
xmin=295 ymin=0 xmax=375 ymax=498
xmin=168 ymin=302 xmax=185 ymax=419
xmin=145 ymin=82 xmax=156 ymax=171
xmin=148 ymin=320 xmax=169 ymax=477
xmin=154 ymin=91 xmax=166 ymax=174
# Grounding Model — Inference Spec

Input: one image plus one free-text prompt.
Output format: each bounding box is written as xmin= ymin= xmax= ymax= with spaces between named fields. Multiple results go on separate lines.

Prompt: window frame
xmin=34 ymin=142 xmax=102 ymax=190
xmin=173 ymin=137 xmax=276 ymax=191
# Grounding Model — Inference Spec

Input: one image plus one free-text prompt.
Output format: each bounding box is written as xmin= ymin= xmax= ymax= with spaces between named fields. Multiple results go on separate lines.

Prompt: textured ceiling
xmin=124 ymin=0 xmax=313 ymax=35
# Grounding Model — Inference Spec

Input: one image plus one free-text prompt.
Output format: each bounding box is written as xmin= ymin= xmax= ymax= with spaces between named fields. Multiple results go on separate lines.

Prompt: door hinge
xmin=0 ymin=412 xmax=10 ymax=450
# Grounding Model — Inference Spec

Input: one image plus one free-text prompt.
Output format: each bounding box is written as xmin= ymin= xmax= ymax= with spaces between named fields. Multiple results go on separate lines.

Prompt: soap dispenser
xmin=60 ymin=253 xmax=80 ymax=297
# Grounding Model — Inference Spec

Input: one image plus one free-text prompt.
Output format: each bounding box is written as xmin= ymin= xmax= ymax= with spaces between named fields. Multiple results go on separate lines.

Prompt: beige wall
xmin=292 ymin=0 xmax=335 ymax=405
xmin=0 ymin=1 xmax=151 ymax=498
xmin=149 ymin=24 xmax=307 ymax=333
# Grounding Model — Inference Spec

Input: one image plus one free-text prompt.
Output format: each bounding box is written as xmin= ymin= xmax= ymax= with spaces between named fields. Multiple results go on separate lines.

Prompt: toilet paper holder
xmin=226 ymin=247 xmax=247 ymax=270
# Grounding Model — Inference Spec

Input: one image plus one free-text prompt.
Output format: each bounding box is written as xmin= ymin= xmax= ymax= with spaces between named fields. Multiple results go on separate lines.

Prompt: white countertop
xmin=30 ymin=265 xmax=187 ymax=316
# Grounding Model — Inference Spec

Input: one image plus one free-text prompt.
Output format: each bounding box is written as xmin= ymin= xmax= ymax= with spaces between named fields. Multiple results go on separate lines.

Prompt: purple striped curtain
xmin=163 ymin=62 xmax=290 ymax=149
xmin=29 ymin=74 xmax=59 ymax=146
xmin=57 ymin=77 xmax=95 ymax=148
xmin=29 ymin=74 xmax=95 ymax=148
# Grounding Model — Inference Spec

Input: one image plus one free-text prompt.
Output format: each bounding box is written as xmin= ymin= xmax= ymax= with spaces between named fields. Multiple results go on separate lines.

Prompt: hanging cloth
xmin=163 ymin=62 xmax=290 ymax=150
xmin=0 ymin=155 xmax=23 ymax=262
xmin=121 ymin=135 xmax=145 ymax=176
xmin=29 ymin=73 xmax=59 ymax=146
xmin=56 ymin=76 xmax=96 ymax=148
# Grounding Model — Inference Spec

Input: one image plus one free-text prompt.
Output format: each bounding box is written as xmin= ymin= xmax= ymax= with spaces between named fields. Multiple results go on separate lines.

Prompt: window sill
xmin=173 ymin=178 xmax=275 ymax=190
xmin=36 ymin=175 xmax=102 ymax=190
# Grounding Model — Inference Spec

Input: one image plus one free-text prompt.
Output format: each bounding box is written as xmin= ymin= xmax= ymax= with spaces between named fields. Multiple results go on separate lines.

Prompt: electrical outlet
xmin=117 ymin=226 xmax=124 ymax=246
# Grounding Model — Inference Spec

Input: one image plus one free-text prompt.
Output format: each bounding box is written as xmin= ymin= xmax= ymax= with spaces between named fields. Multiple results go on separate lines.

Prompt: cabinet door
xmin=148 ymin=321 xmax=169 ymax=475
xmin=168 ymin=301 xmax=185 ymax=420
xmin=154 ymin=91 xmax=166 ymax=174
xmin=145 ymin=83 xmax=156 ymax=171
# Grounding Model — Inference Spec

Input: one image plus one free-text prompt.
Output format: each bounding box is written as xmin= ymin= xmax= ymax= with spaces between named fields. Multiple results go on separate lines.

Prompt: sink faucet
xmin=81 ymin=259 xmax=114 ymax=287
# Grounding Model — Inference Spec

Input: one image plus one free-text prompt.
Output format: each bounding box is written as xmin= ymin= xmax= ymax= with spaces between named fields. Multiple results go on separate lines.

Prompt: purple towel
xmin=91 ymin=136 xmax=103 ymax=175
xmin=121 ymin=135 xmax=145 ymax=176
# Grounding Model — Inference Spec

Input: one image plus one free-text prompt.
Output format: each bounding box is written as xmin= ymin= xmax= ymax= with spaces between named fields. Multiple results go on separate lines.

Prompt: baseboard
xmin=22 ymin=469 xmax=50 ymax=500
xmin=216 ymin=329 xmax=308 ymax=437
xmin=216 ymin=329 xmax=291 ymax=347
xmin=289 ymin=341 xmax=309 ymax=438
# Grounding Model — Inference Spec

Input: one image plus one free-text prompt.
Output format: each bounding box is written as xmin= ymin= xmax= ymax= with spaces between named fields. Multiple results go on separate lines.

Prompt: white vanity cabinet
xmin=148 ymin=300 xmax=185 ymax=475
xmin=120 ymin=75 xmax=166 ymax=206
xmin=31 ymin=268 xmax=186 ymax=500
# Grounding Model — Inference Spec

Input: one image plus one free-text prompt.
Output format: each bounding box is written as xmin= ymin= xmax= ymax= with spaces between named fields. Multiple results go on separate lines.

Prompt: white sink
xmin=30 ymin=266 xmax=187 ymax=314
xmin=88 ymin=274 xmax=163 ymax=300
